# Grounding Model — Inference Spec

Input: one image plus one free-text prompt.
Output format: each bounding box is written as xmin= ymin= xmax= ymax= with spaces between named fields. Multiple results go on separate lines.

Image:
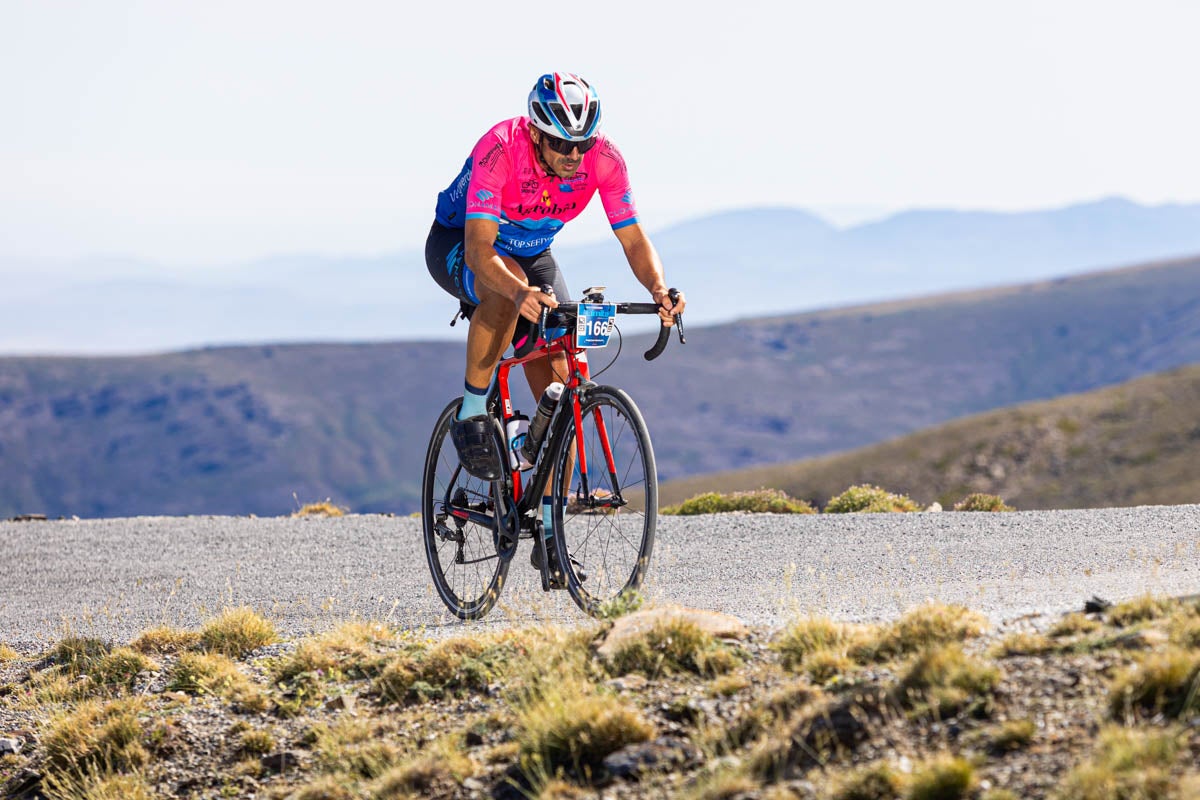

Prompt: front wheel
xmin=421 ymin=399 xmax=509 ymax=620
xmin=550 ymin=386 xmax=657 ymax=616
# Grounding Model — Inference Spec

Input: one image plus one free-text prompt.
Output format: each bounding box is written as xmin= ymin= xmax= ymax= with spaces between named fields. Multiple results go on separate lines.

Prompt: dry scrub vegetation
xmin=3 ymin=596 xmax=1200 ymax=799
xmin=663 ymin=487 xmax=1013 ymax=515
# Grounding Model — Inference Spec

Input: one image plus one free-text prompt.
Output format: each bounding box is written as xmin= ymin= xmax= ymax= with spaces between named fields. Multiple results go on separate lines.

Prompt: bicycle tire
xmin=550 ymin=386 xmax=657 ymax=616
xmin=421 ymin=399 xmax=509 ymax=620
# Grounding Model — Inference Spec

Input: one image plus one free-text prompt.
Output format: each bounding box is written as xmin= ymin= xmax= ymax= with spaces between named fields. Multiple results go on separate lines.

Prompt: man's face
xmin=534 ymin=132 xmax=584 ymax=180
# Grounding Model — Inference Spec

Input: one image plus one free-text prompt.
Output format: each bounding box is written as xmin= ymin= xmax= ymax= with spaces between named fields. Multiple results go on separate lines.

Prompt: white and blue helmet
xmin=527 ymin=72 xmax=601 ymax=141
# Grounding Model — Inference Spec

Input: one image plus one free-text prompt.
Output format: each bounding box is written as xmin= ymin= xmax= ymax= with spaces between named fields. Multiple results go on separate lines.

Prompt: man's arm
xmin=613 ymin=222 xmax=686 ymax=324
xmin=465 ymin=218 xmax=557 ymax=322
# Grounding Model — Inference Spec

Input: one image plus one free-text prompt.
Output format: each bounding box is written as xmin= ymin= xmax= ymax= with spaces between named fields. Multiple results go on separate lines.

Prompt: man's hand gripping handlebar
xmin=513 ymin=285 xmax=685 ymax=361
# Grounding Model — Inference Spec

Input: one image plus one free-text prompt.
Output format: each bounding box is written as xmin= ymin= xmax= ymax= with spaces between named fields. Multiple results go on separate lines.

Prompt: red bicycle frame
xmin=494 ymin=330 xmax=617 ymax=507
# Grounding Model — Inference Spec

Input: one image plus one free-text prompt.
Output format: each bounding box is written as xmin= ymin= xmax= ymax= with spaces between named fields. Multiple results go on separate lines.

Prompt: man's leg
xmin=451 ymin=258 xmax=528 ymax=479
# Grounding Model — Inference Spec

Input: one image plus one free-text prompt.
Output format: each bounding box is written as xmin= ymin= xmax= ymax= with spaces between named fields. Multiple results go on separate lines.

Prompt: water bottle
xmin=506 ymin=414 xmax=534 ymax=471
xmin=521 ymin=382 xmax=564 ymax=465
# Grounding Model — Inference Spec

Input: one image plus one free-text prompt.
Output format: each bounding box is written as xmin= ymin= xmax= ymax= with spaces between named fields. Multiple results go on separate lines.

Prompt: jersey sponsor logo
xmin=448 ymin=169 xmax=471 ymax=202
xmin=478 ymin=142 xmax=503 ymax=171
xmin=621 ymin=189 xmax=634 ymax=205
xmin=502 ymin=234 xmax=556 ymax=251
xmin=475 ymin=189 xmax=495 ymax=202
xmin=516 ymin=199 xmax=578 ymax=216
xmin=521 ymin=178 xmax=540 ymax=194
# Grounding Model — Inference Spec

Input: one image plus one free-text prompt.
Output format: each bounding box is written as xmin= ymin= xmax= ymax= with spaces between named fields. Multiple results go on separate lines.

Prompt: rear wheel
xmin=550 ymin=387 xmax=657 ymax=616
xmin=422 ymin=399 xmax=509 ymax=619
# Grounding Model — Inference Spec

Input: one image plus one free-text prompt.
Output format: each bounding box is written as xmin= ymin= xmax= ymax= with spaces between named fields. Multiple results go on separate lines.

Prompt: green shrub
xmin=953 ymin=493 xmax=1014 ymax=512
xmin=662 ymin=488 xmax=815 ymax=515
xmin=825 ymin=485 xmax=920 ymax=513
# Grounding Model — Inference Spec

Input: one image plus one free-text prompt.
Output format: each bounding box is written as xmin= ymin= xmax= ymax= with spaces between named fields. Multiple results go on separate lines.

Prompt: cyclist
xmin=425 ymin=72 xmax=685 ymax=570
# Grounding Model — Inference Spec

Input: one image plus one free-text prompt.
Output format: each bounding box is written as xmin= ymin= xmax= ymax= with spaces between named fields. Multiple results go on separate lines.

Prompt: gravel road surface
xmin=2 ymin=506 xmax=1198 ymax=647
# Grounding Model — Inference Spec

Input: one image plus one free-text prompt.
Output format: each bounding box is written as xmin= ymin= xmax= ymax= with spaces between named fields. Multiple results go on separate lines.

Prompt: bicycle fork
xmin=571 ymin=398 xmax=627 ymax=511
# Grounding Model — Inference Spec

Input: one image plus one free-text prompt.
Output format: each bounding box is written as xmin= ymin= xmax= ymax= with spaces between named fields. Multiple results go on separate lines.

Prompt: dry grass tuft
xmin=30 ymin=638 xmax=155 ymax=701
xmin=515 ymin=675 xmax=653 ymax=780
xmin=42 ymin=697 xmax=148 ymax=777
xmin=607 ymin=619 xmax=741 ymax=678
xmin=284 ymin=774 xmax=358 ymax=800
xmin=0 ymin=644 xmax=17 ymax=662
xmin=825 ymin=485 xmax=920 ymax=513
xmin=293 ymin=499 xmax=346 ymax=517
xmin=907 ymin=754 xmax=977 ymax=800
xmin=199 ymin=606 xmax=277 ymax=658
xmin=680 ymin=766 xmax=759 ymax=800
xmin=1048 ymin=612 xmax=1102 ymax=639
xmin=274 ymin=621 xmax=396 ymax=687
xmin=1108 ymin=647 xmax=1200 ymax=721
xmin=238 ymin=728 xmax=276 ymax=756
xmin=772 ymin=615 xmax=866 ymax=670
xmin=829 ymin=760 xmax=906 ymax=800
xmin=985 ymin=718 xmax=1037 ymax=752
xmin=371 ymin=738 xmax=475 ymax=797
xmin=952 ymin=493 xmax=1014 ymax=512
xmin=167 ymin=652 xmax=266 ymax=711
xmin=129 ymin=626 xmax=201 ymax=655
xmin=309 ymin=716 xmax=403 ymax=779
xmin=1053 ymin=725 xmax=1179 ymax=800
xmin=853 ymin=604 xmax=989 ymax=662
xmin=894 ymin=644 xmax=1001 ymax=718
xmin=1106 ymin=594 xmax=1175 ymax=627
xmin=991 ymin=631 xmax=1055 ymax=657
xmin=41 ymin=768 xmax=155 ymax=800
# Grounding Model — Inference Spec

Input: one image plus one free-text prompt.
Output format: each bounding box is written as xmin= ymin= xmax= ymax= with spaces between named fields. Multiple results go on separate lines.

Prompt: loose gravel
xmin=1 ymin=505 xmax=1198 ymax=647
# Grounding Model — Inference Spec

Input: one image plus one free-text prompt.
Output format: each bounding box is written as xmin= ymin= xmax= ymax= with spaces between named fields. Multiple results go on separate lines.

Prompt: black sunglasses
xmin=542 ymin=133 xmax=597 ymax=155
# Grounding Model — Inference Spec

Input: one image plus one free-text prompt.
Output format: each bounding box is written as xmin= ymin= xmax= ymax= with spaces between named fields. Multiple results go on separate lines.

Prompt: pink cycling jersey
xmin=434 ymin=117 xmax=639 ymax=257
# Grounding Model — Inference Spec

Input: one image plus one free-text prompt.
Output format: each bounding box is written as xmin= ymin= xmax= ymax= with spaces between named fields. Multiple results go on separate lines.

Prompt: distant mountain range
xmin=4 ymin=251 xmax=1200 ymax=518
xmin=5 ymin=196 xmax=1200 ymax=354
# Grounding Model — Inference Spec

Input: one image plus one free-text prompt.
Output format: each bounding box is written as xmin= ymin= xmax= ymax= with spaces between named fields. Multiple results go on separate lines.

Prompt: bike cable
xmin=589 ymin=323 xmax=623 ymax=380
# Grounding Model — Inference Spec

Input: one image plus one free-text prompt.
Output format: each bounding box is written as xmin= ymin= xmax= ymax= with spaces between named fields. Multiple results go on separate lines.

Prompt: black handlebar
xmin=511 ymin=287 xmax=684 ymax=361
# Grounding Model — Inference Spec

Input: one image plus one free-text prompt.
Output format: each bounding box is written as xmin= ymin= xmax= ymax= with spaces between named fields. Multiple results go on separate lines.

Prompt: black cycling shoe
xmin=450 ymin=414 xmax=504 ymax=481
xmin=531 ymin=537 xmax=587 ymax=585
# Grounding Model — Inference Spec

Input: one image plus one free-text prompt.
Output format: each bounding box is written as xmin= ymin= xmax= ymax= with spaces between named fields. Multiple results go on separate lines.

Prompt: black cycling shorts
xmin=425 ymin=221 xmax=571 ymax=309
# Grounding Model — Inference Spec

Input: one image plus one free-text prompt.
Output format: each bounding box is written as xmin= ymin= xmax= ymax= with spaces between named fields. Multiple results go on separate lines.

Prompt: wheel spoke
xmin=422 ymin=400 xmax=507 ymax=620
xmin=553 ymin=388 xmax=656 ymax=615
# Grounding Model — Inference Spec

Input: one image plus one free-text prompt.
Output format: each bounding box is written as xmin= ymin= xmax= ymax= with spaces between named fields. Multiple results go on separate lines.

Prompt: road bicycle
xmin=421 ymin=287 xmax=684 ymax=619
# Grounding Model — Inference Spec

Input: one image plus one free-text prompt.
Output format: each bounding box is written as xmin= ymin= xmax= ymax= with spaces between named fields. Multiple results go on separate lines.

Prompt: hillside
xmin=659 ymin=364 xmax=1200 ymax=511
xmin=6 ymin=253 xmax=1200 ymax=517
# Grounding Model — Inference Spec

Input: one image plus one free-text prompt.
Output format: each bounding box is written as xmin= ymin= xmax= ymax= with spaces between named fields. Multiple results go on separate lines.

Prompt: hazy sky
xmin=4 ymin=0 xmax=1199 ymax=267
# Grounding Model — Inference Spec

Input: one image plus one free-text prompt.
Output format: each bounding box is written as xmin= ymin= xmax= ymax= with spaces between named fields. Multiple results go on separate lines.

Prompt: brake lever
xmin=668 ymin=288 xmax=686 ymax=344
